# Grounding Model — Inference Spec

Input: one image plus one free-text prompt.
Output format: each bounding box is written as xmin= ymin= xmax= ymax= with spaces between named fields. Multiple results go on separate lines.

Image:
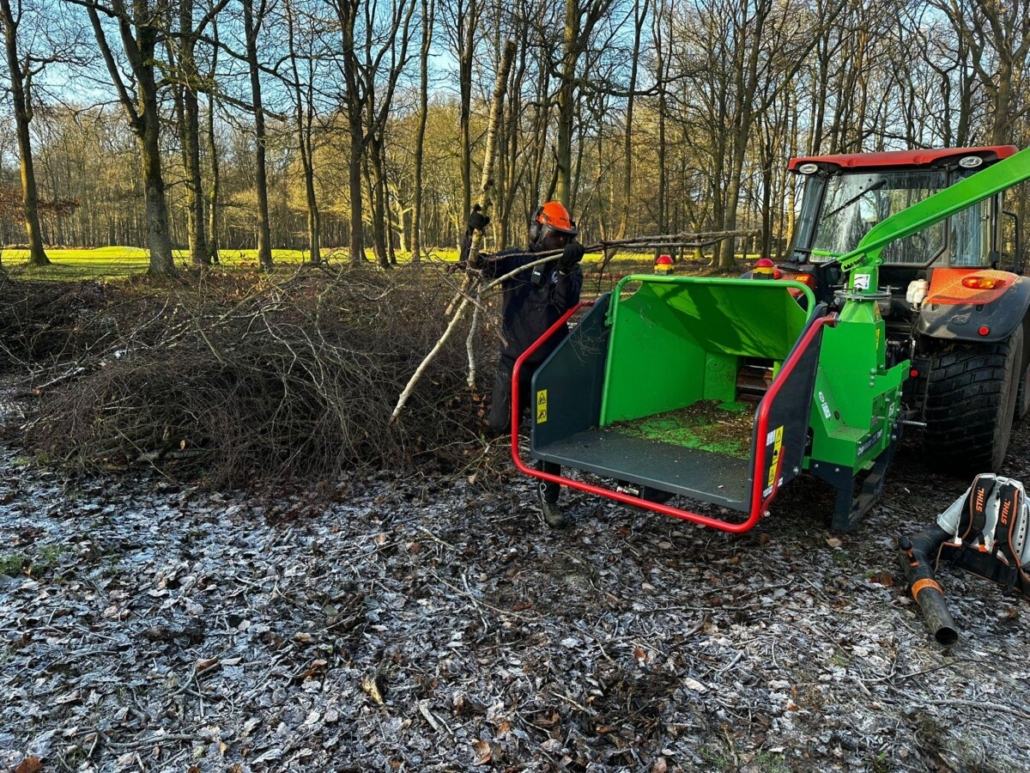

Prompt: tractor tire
xmin=923 ymin=324 xmax=1022 ymax=475
xmin=1016 ymin=346 xmax=1030 ymax=421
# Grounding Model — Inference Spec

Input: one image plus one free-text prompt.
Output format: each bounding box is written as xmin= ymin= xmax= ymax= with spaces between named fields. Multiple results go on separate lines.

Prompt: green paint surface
xmin=599 ymin=276 xmax=814 ymax=426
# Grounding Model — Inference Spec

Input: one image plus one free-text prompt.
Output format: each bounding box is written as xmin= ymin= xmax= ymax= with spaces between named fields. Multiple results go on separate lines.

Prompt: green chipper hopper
xmin=511 ymin=145 xmax=1030 ymax=532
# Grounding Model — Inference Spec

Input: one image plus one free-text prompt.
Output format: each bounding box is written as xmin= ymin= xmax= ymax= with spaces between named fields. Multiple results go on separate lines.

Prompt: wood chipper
xmin=510 ymin=145 xmax=1030 ymax=532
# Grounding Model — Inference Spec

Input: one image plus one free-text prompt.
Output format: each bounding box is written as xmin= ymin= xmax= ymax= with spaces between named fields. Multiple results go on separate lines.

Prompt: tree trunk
xmin=411 ymin=0 xmax=433 ymax=264
xmin=347 ymin=113 xmax=365 ymax=262
xmin=285 ymin=0 xmax=321 ymax=265
xmin=138 ymin=61 xmax=176 ymax=275
xmin=206 ymin=95 xmax=220 ymax=263
xmin=243 ymin=0 xmax=272 ymax=270
xmin=170 ymin=0 xmax=210 ymax=266
xmin=0 ymin=0 xmax=48 ymax=266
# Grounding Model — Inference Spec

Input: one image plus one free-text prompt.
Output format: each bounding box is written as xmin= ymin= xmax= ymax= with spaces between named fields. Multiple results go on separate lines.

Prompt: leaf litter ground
xmin=2 ymin=397 xmax=1030 ymax=771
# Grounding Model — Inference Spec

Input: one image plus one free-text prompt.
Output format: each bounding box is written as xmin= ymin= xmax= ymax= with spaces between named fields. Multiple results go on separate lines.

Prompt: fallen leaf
xmin=651 ymin=757 xmax=668 ymax=773
xmin=196 ymin=657 xmax=219 ymax=672
xmin=472 ymin=740 xmax=492 ymax=766
xmin=826 ymin=537 xmax=842 ymax=548
xmin=683 ymin=678 xmax=708 ymax=693
xmin=15 ymin=756 xmax=42 ymax=773
xmin=241 ymin=718 xmax=261 ymax=738
xmin=362 ymin=674 xmax=385 ymax=705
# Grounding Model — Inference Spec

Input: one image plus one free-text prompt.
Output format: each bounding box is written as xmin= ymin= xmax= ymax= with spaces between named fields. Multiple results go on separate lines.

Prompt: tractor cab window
xmin=949 ymin=170 xmax=992 ymax=267
xmin=810 ymin=169 xmax=948 ymax=265
xmin=949 ymin=202 xmax=991 ymax=267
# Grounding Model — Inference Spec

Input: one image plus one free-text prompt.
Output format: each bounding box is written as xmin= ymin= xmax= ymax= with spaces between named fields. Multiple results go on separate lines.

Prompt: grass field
xmin=1 ymin=245 xmax=737 ymax=281
xmin=2 ymin=246 xmax=334 ymax=280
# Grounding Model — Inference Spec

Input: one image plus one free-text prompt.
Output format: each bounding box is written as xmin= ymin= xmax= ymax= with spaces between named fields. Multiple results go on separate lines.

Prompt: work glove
xmin=558 ymin=242 xmax=585 ymax=272
xmin=466 ymin=205 xmax=491 ymax=233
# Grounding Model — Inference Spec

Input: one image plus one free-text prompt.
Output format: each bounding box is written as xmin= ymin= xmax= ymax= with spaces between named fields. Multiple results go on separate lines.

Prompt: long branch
xmin=396 ymin=227 xmax=759 ymax=420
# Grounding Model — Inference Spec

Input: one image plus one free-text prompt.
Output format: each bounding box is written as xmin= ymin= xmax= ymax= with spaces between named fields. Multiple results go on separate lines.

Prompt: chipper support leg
xmin=813 ymin=423 xmax=901 ymax=532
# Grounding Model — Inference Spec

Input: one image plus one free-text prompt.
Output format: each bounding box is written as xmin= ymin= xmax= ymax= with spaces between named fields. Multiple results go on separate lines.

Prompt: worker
xmin=461 ymin=201 xmax=585 ymax=527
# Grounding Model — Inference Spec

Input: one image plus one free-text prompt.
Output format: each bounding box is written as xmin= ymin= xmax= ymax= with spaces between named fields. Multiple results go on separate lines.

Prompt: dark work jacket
xmin=461 ymin=233 xmax=583 ymax=366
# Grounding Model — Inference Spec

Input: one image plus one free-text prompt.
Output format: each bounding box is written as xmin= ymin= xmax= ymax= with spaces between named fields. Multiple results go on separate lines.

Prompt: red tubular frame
xmin=510 ymin=301 xmax=838 ymax=532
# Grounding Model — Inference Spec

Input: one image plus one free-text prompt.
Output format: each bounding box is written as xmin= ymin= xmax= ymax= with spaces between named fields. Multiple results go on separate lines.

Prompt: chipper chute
xmin=512 ymin=277 xmax=842 ymax=531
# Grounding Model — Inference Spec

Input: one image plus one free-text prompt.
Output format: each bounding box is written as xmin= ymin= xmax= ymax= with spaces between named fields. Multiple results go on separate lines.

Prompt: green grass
xmin=2 ymin=245 xmax=736 ymax=282
xmin=0 ymin=553 xmax=27 ymax=576
xmin=2 ymin=247 xmax=314 ymax=280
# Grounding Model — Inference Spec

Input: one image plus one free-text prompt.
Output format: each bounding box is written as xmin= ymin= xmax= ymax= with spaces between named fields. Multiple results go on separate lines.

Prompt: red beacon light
xmin=654 ymin=254 xmax=675 ymax=275
xmin=752 ymin=258 xmax=780 ymax=280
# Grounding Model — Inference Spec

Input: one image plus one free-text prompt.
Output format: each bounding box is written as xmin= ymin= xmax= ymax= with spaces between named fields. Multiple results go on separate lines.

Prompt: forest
xmin=1 ymin=0 xmax=1029 ymax=275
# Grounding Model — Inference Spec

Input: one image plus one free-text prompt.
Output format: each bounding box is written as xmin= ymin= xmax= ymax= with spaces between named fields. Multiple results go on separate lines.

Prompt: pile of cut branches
xmin=0 ymin=277 xmax=111 ymax=373
xmin=10 ymin=269 xmax=494 ymax=489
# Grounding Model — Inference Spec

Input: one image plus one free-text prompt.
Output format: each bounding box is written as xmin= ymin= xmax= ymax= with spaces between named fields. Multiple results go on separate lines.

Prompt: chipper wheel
xmin=923 ymin=324 xmax=1023 ymax=475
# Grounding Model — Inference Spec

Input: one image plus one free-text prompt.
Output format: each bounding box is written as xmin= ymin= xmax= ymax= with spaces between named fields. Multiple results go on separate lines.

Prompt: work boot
xmin=538 ymin=491 xmax=569 ymax=528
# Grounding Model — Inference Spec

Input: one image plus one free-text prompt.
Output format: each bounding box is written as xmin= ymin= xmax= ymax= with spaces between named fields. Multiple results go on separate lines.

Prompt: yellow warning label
xmin=536 ymin=389 xmax=548 ymax=423
xmin=767 ymin=426 xmax=783 ymax=489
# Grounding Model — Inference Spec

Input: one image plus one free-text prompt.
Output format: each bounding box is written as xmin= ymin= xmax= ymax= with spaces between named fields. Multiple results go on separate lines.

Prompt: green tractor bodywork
xmin=517 ymin=145 xmax=1030 ymax=531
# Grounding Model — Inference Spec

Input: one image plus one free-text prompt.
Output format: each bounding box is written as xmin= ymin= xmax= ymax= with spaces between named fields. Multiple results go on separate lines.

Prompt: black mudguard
xmin=916 ymin=275 xmax=1030 ymax=344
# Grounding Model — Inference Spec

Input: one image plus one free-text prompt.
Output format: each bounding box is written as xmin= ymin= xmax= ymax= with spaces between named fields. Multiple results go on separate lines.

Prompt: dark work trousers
xmin=489 ymin=357 xmax=561 ymax=504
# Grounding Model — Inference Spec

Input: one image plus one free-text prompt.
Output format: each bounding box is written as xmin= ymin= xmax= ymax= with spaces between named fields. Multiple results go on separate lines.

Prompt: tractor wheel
xmin=923 ymin=324 xmax=1022 ymax=475
xmin=1016 ymin=346 xmax=1030 ymax=421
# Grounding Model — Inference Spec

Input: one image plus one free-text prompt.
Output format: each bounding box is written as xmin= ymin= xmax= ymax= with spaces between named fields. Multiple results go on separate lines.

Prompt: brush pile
xmin=1 ymin=269 xmax=494 ymax=488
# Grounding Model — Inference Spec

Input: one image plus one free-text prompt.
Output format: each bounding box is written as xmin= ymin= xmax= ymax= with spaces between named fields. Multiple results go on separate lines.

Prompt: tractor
xmin=510 ymin=145 xmax=1030 ymax=532
xmin=779 ymin=145 xmax=1030 ymax=476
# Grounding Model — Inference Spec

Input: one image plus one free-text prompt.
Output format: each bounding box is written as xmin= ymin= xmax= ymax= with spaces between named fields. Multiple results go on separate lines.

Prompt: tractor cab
xmin=782 ymin=146 xmax=1020 ymax=309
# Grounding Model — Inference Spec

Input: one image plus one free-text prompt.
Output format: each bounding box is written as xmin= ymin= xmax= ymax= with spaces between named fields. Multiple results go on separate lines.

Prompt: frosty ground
xmin=2 ymin=407 xmax=1030 ymax=772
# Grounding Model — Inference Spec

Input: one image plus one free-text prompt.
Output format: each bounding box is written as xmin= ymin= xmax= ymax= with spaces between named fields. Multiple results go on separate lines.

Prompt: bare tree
xmin=330 ymin=0 xmax=417 ymax=265
xmin=166 ymin=0 xmax=229 ymax=266
xmin=82 ymin=0 xmax=176 ymax=275
xmin=284 ymin=0 xmax=323 ymax=264
xmin=935 ymin=0 xmax=1030 ymax=145
xmin=553 ymin=0 xmax=616 ymax=207
xmin=0 ymin=0 xmax=50 ymax=265
xmin=242 ymin=0 xmax=272 ymax=269
xmin=410 ymin=0 xmax=433 ymax=263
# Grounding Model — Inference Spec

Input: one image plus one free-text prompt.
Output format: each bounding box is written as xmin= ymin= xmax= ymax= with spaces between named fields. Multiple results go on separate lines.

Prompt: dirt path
xmin=2 ymin=414 xmax=1030 ymax=772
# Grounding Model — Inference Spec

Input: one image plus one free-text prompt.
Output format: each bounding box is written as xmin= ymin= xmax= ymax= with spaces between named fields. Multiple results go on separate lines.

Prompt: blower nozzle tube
xmin=898 ymin=527 xmax=958 ymax=646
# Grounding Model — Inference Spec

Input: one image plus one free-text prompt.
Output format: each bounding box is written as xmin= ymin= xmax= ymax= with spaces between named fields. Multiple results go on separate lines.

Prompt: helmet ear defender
xmin=528 ymin=206 xmax=544 ymax=244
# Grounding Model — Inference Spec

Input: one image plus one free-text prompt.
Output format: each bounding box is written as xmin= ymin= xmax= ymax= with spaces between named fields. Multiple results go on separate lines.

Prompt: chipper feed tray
xmin=512 ymin=276 xmax=833 ymax=532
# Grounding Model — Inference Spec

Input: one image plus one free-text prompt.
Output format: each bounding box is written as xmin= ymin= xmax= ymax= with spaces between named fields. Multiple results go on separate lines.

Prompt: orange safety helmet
xmin=529 ymin=201 xmax=578 ymax=244
xmin=654 ymin=254 xmax=674 ymax=275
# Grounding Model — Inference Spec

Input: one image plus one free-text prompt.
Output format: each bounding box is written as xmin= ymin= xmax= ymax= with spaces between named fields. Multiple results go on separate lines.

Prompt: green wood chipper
xmin=511 ymin=145 xmax=1030 ymax=532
